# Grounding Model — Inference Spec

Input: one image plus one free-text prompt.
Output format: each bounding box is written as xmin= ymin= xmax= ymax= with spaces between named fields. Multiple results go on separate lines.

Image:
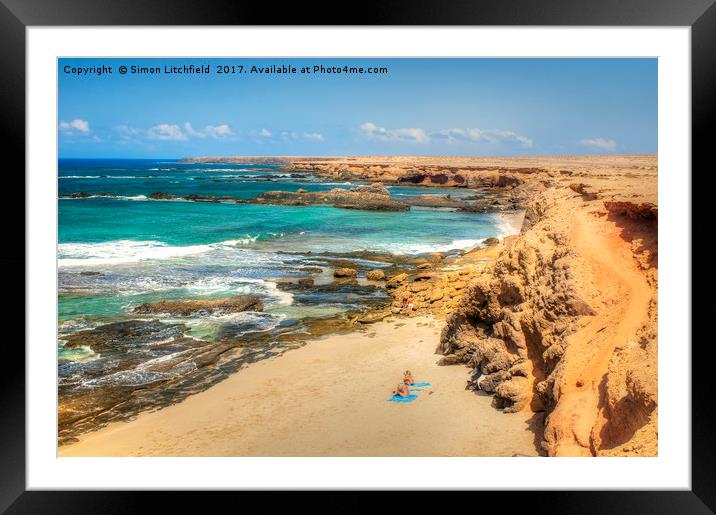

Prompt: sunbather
xmin=403 ymin=370 xmax=415 ymax=385
xmin=393 ymin=383 xmax=410 ymax=397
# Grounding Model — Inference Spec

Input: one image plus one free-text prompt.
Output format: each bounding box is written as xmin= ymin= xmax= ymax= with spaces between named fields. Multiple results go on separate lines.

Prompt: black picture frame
xmin=2 ymin=0 xmax=713 ymax=511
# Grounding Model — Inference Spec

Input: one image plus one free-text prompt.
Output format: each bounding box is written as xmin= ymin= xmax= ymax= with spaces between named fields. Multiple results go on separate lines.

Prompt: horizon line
xmin=59 ymin=152 xmax=659 ymax=160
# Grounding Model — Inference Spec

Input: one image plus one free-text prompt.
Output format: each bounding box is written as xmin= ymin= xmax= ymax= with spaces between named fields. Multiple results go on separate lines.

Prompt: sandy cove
xmin=59 ymin=316 xmax=541 ymax=457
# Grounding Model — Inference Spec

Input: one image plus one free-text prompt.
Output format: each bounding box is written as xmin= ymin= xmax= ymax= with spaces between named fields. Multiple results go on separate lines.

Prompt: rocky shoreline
xmin=64 ymin=181 xmax=519 ymax=213
xmin=61 ymin=155 xmax=658 ymax=457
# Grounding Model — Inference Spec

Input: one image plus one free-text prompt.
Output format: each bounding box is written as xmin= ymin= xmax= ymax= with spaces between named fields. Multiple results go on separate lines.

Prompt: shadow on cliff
xmin=604 ymin=209 xmax=658 ymax=270
xmin=527 ymin=412 xmax=547 ymax=456
xmin=594 ymin=372 xmax=655 ymax=453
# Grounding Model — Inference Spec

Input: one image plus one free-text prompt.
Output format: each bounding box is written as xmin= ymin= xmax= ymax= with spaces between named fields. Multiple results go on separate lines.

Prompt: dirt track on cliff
xmin=546 ymin=208 xmax=653 ymax=455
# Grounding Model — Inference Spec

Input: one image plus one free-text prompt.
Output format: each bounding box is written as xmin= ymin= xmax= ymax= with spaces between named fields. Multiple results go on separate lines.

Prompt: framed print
xmin=3 ymin=0 xmax=714 ymax=511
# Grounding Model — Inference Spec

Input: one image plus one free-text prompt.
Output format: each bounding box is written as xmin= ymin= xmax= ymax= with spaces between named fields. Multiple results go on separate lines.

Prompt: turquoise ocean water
xmin=57 ymin=158 xmax=512 ymax=392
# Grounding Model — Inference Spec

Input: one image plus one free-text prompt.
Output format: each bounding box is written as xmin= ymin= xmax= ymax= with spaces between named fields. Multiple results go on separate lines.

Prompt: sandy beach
xmin=60 ymin=315 xmax=541 ymax=457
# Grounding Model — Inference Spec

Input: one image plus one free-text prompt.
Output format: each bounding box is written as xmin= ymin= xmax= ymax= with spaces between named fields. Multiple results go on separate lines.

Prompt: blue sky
xmin=58 ymin=58 xmax=657 ymax=158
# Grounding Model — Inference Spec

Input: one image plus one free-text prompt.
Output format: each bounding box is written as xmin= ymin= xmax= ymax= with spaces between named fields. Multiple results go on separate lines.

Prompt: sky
xmin=58 ymin=58 xmax=657 ymax=159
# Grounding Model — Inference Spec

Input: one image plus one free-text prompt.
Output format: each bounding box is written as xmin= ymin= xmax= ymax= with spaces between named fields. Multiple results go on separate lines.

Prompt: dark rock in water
xmin=325 ymin=259 xmax=359 ymax=269
xmin=333 ymin=267 xmax=357 ymax=278
xmin=275 ymin=281 xmax=386 ymax=306
xmin=149 ymin=191 xmax=240 ymax=203
xmin=214 ymin=312 xmax=280 ymax=339
xmin=298 ymin=278 xmax=315 ymax=286
xmin=70 ymin=192 xmax=91 ymax=198
xmin=62 ymin=320 xmax=187 ymax=352
xmin=255 ymin=187 xmax=409 ymax=212
xmin=184 ymin=193 xmax=237 ymax=203
xmin=299 ymin=266 xmax=324 ymax=274
xmin=148 ymin=192 xmax=177 ymax=200
xmin=133 ymin=295 xmax=263 ymax=316
xmin=80 ymin=271 xmax=102 ymax=276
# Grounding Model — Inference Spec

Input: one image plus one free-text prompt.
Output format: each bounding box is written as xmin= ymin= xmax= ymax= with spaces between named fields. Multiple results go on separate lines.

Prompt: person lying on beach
xmin=403 ymin=370 xmax=415 ymax=385
xmin=393 ymin=383 xmax=410 ymax=397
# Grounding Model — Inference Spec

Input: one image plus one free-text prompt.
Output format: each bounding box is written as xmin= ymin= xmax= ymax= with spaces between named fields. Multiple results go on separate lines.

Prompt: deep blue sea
xmin=57 ymin=158 xmax=512 ymax=366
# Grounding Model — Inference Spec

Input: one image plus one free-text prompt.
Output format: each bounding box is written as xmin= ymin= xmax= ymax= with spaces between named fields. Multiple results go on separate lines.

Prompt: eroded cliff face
xmin=437 ymin=187 xmax=658 ymax=457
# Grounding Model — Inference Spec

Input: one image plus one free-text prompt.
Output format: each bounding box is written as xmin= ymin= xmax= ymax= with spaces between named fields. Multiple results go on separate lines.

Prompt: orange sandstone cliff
xmin=434 ymin=158 xmax=657 ymax=457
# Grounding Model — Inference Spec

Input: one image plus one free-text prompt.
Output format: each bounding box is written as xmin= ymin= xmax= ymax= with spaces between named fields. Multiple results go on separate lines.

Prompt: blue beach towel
xmin=388 ymin=382 xmax=431 ymax=403
xmin=387 ymin=394 xmax=418 ymax=403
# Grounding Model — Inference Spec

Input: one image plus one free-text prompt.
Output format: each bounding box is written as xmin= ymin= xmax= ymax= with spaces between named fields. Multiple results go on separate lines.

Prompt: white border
xmin=27 ymin=27 xmax=690 ymax=490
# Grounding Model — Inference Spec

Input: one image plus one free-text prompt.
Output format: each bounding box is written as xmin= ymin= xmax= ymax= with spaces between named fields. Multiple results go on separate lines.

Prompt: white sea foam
xmin=216 ymin=237 xmax=259 ymax=246
xmin=358 ymin=238 xmax=487 ymax=255
xmin=493 ymin=211 xmax=525 ymax=239
xmin=62 ymin=194 xmax=148 ymax=201
xmin=59 ymin=175 xmax=157 ymax=179
xmin=183 ymin=276 xmax=293 ymax=306
xmin=58 ymin=240 xmax=214 ymax=267
xmin=185 ymin=168 xmax=258 ymax=172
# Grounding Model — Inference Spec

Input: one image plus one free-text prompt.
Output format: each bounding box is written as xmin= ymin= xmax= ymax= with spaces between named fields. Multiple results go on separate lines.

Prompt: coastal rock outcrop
xmin=62 ymin=320 xmax=187 ymax=352
xmin=256 ymin=186 xmax=409 ymax=211
xmin=366 ymin=269 xmax=386 ymax=281
xmin=133 ymin=295 xmax=263 ymax=316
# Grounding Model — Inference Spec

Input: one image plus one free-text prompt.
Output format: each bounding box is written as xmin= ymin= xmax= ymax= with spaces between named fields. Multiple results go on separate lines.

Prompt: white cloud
xmin=578 ymin=137 xmax=617 ymax=152
xmin=147 ymin=124 xmax=186 ymax=141
xmin=303 ymin=132 xmax=325 ymax=142
xmin=273 ymin=130 xmax=325 ymax=142
xmin=183 ymin=122 xmax=234 ymax=139
xmin=359 ymin=122 xmax=530 ymax=147
xmin=359 ymin=122 xmax=429 ymax=143
xmin=435 ymin=127 xmax=533 ymax=147
xmin=203 ymin=124 xmax=233 ymax=138
xmin=114 ymin=125 xmax=144 ymax=141
xmin=259 ymin=128 xmax=272 ymax=137
xmin=183 ymin=123 xmax=204 ymax=138
xmin=133 ymin=122 xmax=236 ymax=142
xmin=59 ymin=119 xmax=90 ymax=134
